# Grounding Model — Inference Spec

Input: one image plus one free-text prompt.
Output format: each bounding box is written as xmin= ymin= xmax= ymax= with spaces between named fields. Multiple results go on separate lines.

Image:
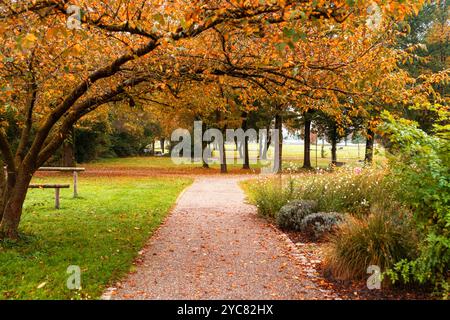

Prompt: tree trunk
xmin=151 ymin=140 xmax=155 ymax=156
xmin=242 ymin=116 xmax=250 ymax=170
xmin=261 ymin=123 xmax=271 ymax=160
xmin=235 ymin=137 xmax=244 ymax=159
xmin=202 ymin=122 xmax=209 ymax=168
xmin=303 ymin=114 xmax=312 ymax=169
xmin=243 ymin=135 xmax=249 ymax=170
xmin=0 ymin=159 xmax=6 ymax=222
xmin=365 ymin=128 xmax=374 ymax=164
xmin=61 ymin=127 xmax=75 ymax=167
xmin=275 ymin=114 xmax=283 ymax=174
xmin=321 ymin=137 xmax=326 ymax=158
xmin=0 ymin=171 xmax=32 ymax=240
xmin=220 ymin=130 xmax=227 ymax=174
xmin=331 ymin=126 xmax=338 ymax=165
xmin=62 ymin=142 xmax=75 ymax=167
xmin=160 ymin=138 xmax=165 ymax=154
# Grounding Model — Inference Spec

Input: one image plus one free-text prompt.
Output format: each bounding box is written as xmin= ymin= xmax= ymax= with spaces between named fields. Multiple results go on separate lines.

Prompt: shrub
xmin=380 ymin=112 xmax=450 ymax=296
xmin=300 ymin=212 xmax=344 ymax=241
xmin=276 ymin=200 xmax=318 ymax=231
xmin=323 ymin=209 xmax=417 ymax=281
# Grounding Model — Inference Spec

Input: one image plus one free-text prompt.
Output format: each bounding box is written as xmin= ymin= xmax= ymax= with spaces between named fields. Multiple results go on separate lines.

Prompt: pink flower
xmin=354 ymin=167 xmax=362 ymax=175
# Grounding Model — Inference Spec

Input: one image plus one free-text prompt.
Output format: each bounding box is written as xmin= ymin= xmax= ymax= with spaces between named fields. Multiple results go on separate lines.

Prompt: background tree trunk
xmin=236 ymin=137 xmax=244 ymax=159
xmin=220 ymin=130 xmax=227 ymax=173
xmin=62 ymin=142 xmax=75 ymax=167
xmin=61 ymin=127 xmax=75 ymax=167
xmin=275 ymin=114 xmax=283 ymax=174
xmin=261 ymin=123 xmax=272 ymax=160
xmin=160 ymin=138 xmax=165 ymax=154
xmin=331 ymin=125 xmax=338 ymax=165
xmin=242 ymin=115 xmax=250 ymax=169
xmin=365 ymin=127 xmax=374 ymax=164
xmin=303 ymin=113 xmax=312 ymax=169
xmin=61 ymin=139 xmax=75 ymax=167
xmin=243 ymin=135 xmax=249 ymax=169
xmin=321 ymin=137 xmax=326 ymax=158
xmin=202 ymin=122 xmax=209 ymax=168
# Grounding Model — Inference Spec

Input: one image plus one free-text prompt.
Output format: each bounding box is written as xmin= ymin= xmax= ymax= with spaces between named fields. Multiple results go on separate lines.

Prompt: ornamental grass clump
xmin=293 ymin=167 xmax=396 ymax=216
xmin=250 ymin=176 xmax=297 ymax=218
xmin=323 ymin=209 xmax=417 ymax=281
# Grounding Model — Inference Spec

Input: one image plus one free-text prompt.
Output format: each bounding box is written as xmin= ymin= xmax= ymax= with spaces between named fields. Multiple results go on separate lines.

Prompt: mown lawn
xmin=88 ymin=143 xmax=385 ymax=171
xmin=0 ymin=176 xmax=192 ymax=299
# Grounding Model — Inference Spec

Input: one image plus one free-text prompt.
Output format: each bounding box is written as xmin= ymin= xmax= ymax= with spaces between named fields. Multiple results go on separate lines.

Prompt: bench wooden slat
xmin=3 ymin=166 xmax=85 ymax=172
xmin=35 ymin=167 xmax=83 ymax=197
xmin=4 ymin=166 xmax=84 ymax=198
xmin=29 ymin=184 xmax=70 ymax=189
xmin=37 ymin=167 xmax=84 ymax=198
xmin=38 ymin=167 xmax=85 ymax=172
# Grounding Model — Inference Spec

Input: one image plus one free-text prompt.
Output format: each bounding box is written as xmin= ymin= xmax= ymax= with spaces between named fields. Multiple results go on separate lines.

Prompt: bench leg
xmin=73 ymin=171 xmax=78 ymax=198
xmin=55 ymin=188 xmax=60 ymax=209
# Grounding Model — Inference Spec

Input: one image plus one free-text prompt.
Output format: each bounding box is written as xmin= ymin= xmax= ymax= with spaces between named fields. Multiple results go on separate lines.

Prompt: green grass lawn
xmin=0 ymin=176 xmax=192 ymax=299
xmin=88 ymin=143 xmax=385 ymax=171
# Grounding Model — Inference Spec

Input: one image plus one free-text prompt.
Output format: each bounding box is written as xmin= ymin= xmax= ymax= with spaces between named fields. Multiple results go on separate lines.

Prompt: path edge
xmin=100 ymin=179 xmax=195 ymax=300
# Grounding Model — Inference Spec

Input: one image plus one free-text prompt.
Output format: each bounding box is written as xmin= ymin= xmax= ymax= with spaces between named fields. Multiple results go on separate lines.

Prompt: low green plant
xmin=300 ymin=212 xmax=344 ymax=241
xmin=276 ymin=200 xmax=318 ymax=231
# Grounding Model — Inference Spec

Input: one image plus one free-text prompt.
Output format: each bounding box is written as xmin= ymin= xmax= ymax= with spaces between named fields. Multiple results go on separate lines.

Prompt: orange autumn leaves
xmin=0 ymin=0 xmax=433 ymax=135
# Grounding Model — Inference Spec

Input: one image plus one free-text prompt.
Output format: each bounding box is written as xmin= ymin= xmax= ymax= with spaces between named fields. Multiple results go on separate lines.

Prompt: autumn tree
xmin=0 ymin=0 xmax=427 ymax=239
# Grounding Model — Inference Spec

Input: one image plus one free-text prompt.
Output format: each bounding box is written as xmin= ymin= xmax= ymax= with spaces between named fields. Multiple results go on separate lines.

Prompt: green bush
xmin=381 ymin=112 xmax=450 ymax=297
xmin=324 ymin=209 xmax=417 ymax=281
xmin=300 ymin=212 xmax=344 ymax=241
xmin=276 ymin=200 xmax=318 ymax=231
xmin=245 ymin=112 xmax=450 ymax=297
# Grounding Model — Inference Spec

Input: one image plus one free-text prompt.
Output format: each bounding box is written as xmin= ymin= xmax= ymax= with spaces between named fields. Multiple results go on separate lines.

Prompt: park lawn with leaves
xmin=87 ymin=156 xmax=198 ymax=169
xmin=0 ymin=175 xmax=192 ymax=299
xmin=87 ymin=144 xmax=385 ymax=172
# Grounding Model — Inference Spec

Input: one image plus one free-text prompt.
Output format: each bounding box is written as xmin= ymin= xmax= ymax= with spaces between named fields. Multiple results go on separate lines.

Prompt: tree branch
xmin=36 ymin=76 xmax=149 ymax=166
xmin=25 ymin=40 xmax=158 ymax=170
xmin=0 ymin=129 xmax=15 ymax=173
xmin=15 ymin=53 xmax=38 ymax=163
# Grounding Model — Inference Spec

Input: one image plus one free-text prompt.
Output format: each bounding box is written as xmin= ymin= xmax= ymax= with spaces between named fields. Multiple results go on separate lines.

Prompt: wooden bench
xmin=3 ymin=166 xmax=85 ymax=198
xmin=28 ymin=184 xmax=70 ymax=209
xmin=37 ymin=167 xmax=85 ymax=198
xmin=329 ymin=161 xmax=347 ymax=168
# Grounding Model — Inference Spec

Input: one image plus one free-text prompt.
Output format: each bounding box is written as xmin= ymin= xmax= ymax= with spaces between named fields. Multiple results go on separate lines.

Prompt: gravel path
xmin=107 ymin=176 xmax=332 ymax=300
